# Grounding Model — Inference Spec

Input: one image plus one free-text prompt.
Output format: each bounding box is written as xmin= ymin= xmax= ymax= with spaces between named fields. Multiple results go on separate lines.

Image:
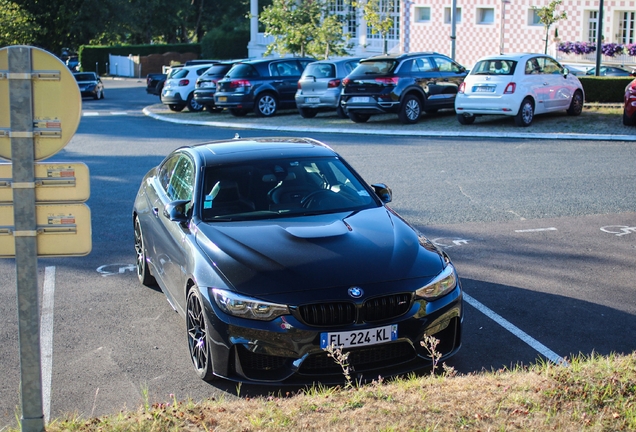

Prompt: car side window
xmin=167 ymin=156 xmax=195 ymax=202
xmin=542 ymin=57 xmax=562 ymax=74
xmin=158 ymin=155 xmax=180 ymax=193
xmin=411 ymin=58 xmax=435 ymax=73
xmin=433 ymin=56 xmax=460 ymax=73
xmin=525 ymin=58 xmax=541 ymax=74
xmin=275 ymin=61 xmax=302 ymax=77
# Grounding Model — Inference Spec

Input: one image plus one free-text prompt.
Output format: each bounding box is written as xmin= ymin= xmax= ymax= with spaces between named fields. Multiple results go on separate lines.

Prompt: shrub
xmin=201 ymin=29 xmax=250 ymax=60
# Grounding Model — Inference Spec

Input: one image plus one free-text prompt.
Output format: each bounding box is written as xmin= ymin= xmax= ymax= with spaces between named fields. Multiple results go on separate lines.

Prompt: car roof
xmin=362 ymin=52 xmax=441 ymax=62
xmin=239 ymin=57 xmax=315 ymax=65
xmin=475 ymin=53 xmax=556 ymax=62
xmin=309 ymin=57 xmax=363 ymax=65
xmin=183 ymin=137 xmax=337 ymax=166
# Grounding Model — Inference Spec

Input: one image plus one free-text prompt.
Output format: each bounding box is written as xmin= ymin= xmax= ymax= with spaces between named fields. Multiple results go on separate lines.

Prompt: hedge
xmin=578 ymin=76 xmax=632 ymax=103
xmin=78 ymin=43 xmax=201 ymax=74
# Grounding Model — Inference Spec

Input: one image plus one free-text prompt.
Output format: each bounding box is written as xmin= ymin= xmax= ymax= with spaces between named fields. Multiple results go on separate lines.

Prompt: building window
xmin=444 ymin=7 xmax=462 ymax=24
xmin=415 ymin=6 xmax=431 ymax=23
xmin=617 ymin=11 xmax=635 ymax=44
xmin=477 ymin=8 xmax=495 ymax=25
xmin=328 ymin=0 xmax=357 ymax=38
xmin=528 ymin=9 xmax=542 ymax=26
xmin=586 ymin=10 xmax=598 ymax=43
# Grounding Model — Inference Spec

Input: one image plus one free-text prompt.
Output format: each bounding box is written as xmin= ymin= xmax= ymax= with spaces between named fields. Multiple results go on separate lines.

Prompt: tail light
xmin=628 ymin=83 xmax=636 ymax=98
xmin=230 ymin=79 xmax=251 ymax=89
xmin=374 ymin=77 xmax=399 ymax=85
xmin=342 ymin=77 xmax=352 ymax=86
xmin=328 ymin=79 xmax=341 ymax=88
xmin=504 ymin=83 xmax=516 ymax=94
xmin=178 ymin=79 xmax=189 ymax=86
xmin=458 ymin=82 xmax=466 ymax=94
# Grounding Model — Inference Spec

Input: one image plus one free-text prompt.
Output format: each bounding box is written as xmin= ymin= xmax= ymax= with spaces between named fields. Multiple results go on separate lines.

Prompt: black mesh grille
xmin=236 ymin=346 xmax=288 ymax=373
xmin=298 ymin=302 xmax=356 ymax=326
xmin=299 ymin=342 xmax=415 ymax=374
xmin=362 ymin=293 xmax=412 ymax=322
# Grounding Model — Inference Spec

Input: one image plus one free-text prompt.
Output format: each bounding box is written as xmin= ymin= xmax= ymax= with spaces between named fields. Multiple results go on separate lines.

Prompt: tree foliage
xmin=0 ymin=0 xmax=42 ymax=47
xmin=356 ymin=0 xmax=397 ymax=55
xmin=260 ymin=0 xmax=350 ymax=59
xmin=533 ymin=0 xmax=567 ymax=54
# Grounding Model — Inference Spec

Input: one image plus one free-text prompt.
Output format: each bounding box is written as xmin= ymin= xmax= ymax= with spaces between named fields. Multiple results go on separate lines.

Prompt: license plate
xmin=217 ymin=96 xmax=227 ymax=102
xmin=305 ymin=97 xmax=320 ymax=103
xmin=320 ymin=324 xmax=397 ymax=349
xmin=351 ymin=96 xmax=370 ymax=103
xmin=473 ymin=85 xmax=495 ymax=93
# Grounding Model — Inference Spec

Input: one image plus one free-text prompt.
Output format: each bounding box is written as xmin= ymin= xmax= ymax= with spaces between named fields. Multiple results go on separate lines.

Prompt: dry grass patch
xmin=19 ymin=351 xmax=635 ymax=432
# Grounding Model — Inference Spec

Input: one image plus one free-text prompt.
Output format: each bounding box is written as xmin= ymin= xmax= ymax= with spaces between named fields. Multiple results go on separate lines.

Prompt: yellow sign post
xmin=1 ymin=45 xmax=89 ymax=432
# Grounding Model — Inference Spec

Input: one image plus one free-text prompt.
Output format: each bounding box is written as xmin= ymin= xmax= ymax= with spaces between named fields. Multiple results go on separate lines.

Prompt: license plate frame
xmin=351 ymin=96 xmax=370 ymax=103
xmin=305 ymin=97 xmax=320 ymax=104
xmin=217 ymin=96 xmax=227 ymax=102
xmin=320 ymin=324 xmax=397 ymax=349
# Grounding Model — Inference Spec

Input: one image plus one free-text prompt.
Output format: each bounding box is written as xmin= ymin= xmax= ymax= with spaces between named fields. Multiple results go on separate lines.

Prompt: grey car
xmin=295 ymin=58 xmax=362 ymax=118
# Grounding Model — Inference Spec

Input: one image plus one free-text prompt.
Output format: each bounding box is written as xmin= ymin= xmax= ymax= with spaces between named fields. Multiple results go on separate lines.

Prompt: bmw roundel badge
xmin=348 ymin=287 xmax=363 ymax=298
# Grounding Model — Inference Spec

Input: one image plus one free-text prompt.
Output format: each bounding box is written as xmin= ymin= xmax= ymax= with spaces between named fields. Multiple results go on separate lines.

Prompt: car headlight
xmin=415 ymin=264 xmax=457 ymax=300
xmin=212 ymin=288 xmax=289 ymax=321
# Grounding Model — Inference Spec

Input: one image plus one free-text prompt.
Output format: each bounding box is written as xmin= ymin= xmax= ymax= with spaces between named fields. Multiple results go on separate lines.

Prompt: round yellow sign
xmin=0 ymin=45 xmax=81 ymax=161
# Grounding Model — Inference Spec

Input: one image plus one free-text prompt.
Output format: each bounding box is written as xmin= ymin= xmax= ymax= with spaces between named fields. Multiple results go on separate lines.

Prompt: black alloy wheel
xmin=398 ymin=94 xmax=422 ymax=124
xmin=187 ymin=93 xmax=204 ymax=112
xmin=134 ymin=217 xmax=156 ymax=287
xmin=566 ymin=91 xmax=584 ymax=116
xmin=457 ymin=113 xmax=476 ymax=125
xmin=186 ymin=289 xmax=217 ymax=382
xmin=298 ymin=107 xmax=318 ymax=118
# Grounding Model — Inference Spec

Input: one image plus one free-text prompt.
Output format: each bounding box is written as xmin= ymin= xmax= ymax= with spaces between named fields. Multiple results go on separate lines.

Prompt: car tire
xmin=168 ymin=104 xmax=185 ymax=112
xmin=398 ymin=94 xmax=422 ymax=124
xmin=348 ymin=111 xmax=370 ymax=123
xmin=298 ymin=107 xmax=317 ymax=118
xmin=623 ymin=110 xmax=635 ymax=126
xmin=457 ymin=113 xmax=475 ymax=125
xmin=229 ymin=108 xmax=248 ymax=117
xmin=514 ymin=97 xmax=534 ymax=127
xmin=186 ymin=288 xmax=218 ymax=382
xmin=567 ymin=90 xmax=584 ymax=116
xmin=187 ymin=93 xmax=204 ymax=112
xmin=134 ymin=217 xmax=156 ymax=287
xmin=336 ymin=103 xmax=348 ymax=119
xmin=254 ymin=93 xmax=278 ymax=117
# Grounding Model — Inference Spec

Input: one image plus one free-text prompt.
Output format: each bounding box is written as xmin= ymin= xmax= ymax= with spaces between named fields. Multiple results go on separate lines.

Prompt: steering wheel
xmin=300 ymin=189 xmax=336 ymax=208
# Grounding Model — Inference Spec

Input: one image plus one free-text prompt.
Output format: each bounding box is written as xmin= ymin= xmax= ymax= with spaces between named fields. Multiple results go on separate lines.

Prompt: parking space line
xmin=463 ymin=292 xmax=567 ymax=366
xmin=514 ymin=227 xmax=557 ymax=233
xmin=40 ymin=266 xmax=55 ymax=423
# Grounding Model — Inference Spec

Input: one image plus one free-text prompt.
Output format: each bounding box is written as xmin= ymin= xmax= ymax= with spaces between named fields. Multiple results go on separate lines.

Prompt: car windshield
xmin=471 ymin=59 xmax=517 ymax=75
xmin=74 ymin=73 xmax=95 ymax=81
xmin=200 ymin=156 xmax=379 ymax=221
xmin=351 ymin=60 xmax=397 ymax=76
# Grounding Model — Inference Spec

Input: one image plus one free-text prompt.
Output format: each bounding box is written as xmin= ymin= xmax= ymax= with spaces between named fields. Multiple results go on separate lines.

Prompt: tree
xmin=260 ymin=0 xmax=349 ymax=59
xmin=356 ymin=0 xmax=397 ymax=55
xmin=533 ymin=0 xmax=567 ymax=55
xmin=0 ymin=0 xmax=41 ymax=47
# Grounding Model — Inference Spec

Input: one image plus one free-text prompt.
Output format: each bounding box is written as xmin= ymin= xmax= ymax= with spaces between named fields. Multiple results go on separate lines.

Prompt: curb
xmin=142 ymin=107 xmax=636 ymax=142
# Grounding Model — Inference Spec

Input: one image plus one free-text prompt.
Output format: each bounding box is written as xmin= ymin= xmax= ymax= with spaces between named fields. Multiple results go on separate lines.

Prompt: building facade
xmin=248 ymin=0 xmax=636 ymax=68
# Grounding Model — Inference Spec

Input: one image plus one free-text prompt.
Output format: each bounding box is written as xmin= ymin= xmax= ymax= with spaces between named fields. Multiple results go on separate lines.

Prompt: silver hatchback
xmin=295 ymin=57 xmax=361 ymax=118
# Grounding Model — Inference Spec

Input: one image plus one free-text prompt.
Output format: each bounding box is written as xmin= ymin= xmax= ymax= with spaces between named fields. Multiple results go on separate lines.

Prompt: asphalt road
xmin=1 ymin=78 xmax=635 ymax=428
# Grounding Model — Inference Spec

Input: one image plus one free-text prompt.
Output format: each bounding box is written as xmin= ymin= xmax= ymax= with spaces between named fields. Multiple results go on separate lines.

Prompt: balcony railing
xmin=555 ymin=51 xmax=636 ymax=67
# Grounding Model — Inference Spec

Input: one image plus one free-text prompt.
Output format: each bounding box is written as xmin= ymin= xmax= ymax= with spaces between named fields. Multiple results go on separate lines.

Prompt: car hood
xmin=195 ymin=207 xmax=444 ymax=296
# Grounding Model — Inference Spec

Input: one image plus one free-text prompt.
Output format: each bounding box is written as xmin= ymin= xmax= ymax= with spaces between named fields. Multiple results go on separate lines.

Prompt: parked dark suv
xmin=341 ymin=52 xmax=467 ymax=124
xmin=214 ymin=58 xmax=315 ymax=117
xmin=193 ymin=62 xmax=236 ymax=113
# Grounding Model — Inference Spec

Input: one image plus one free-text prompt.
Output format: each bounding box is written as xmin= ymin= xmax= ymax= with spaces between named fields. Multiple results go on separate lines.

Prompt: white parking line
xmin=40 ymin=266 xmax=55 ymax=423
xmin=463 ymin=292 xmax=567 ymax=366
xmin=514 ymin=227 xmax=557 ymax=233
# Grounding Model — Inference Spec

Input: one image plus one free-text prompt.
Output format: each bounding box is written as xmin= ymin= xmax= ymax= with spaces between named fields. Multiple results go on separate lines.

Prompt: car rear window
xmin=471 ymin=59 xmax=517 ymax=76
xmin=203 ymin=65 xmax=233 ymax=76
xmin=303 ymin=63 xmax=336 ymax=79
xmin=226 ymin=63 xmax=260 ymax=78
xmin=172 ymin=69 xmax=189 ymax=79
xmin=350 ymin=60 xmax=397 ymax=76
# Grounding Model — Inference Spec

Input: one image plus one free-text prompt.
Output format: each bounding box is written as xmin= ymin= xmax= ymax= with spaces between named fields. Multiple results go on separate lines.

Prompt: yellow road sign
xmin=0 ymin=46 xmax=81 ymax=161
xmin=0 ymin=162 xmax=89 ymax=203
xmin=0 ymin=203 xmax=91 ymax=257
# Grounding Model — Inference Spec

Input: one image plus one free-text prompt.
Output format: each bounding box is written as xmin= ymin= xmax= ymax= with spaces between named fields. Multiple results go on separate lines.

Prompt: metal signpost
xmin=0 ymin=45 xmax=90 ymax=432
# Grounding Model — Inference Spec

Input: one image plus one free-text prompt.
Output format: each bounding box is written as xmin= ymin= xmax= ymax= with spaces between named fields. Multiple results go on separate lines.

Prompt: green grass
xmin=9 ymin=351 xmax=635 ymax=432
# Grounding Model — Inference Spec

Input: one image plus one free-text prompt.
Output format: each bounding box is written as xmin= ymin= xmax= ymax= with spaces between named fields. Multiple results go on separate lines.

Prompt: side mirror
xmin=371 ymin=183 xmax=392 ymax=204
xmin=563 ymin=67 xmax=569 ymax=77
xmin=164 ymin=199 xmax=191 ymax=222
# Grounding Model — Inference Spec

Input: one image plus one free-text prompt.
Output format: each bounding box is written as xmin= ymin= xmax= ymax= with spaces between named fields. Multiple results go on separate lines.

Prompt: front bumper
xmin=203 ymin=284 xmax=463 ymax=384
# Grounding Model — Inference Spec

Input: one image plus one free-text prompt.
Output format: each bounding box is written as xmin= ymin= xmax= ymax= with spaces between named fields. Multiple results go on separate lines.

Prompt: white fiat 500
xmin=455 ymin=53 xmax=584 ymax=127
